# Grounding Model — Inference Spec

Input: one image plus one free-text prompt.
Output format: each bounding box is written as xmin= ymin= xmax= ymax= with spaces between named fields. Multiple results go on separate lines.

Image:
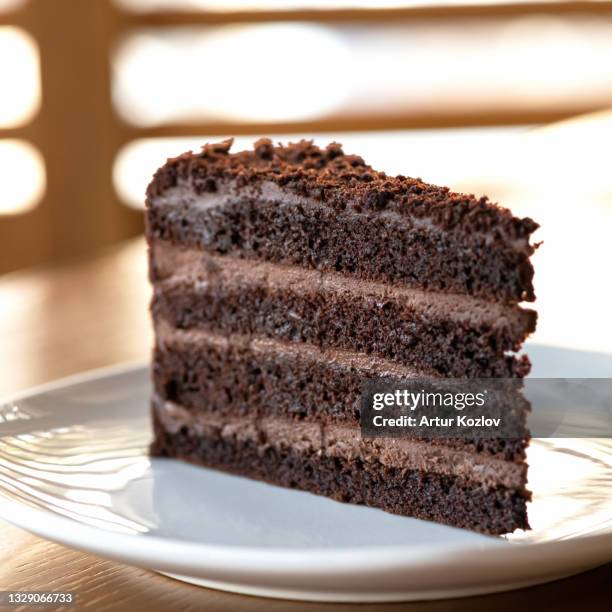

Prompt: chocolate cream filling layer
xmin=152 ymin=392 xmax=526 ymax=490
xmin=155 ymin=316 xmax=425 ymax=378
xmin=147 ymin=182 xmax=536 ymax=303
xmin=150 ymin=239 xmax=535 ymax=377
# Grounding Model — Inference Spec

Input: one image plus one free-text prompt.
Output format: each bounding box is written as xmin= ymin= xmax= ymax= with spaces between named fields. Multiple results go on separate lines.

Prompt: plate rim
xmin=1 ymin=357 xmax=611 ymax=579
xmin=1 ymin=489 xmax=611 ymax=577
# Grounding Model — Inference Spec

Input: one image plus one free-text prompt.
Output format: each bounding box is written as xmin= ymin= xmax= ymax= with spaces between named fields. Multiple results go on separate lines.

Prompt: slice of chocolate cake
xmin=146 ymin=139 xmax=538 ymax=535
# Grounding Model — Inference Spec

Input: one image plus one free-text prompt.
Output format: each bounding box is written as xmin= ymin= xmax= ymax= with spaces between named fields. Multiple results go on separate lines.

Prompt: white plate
xmin=0 ymin=344 xmax=611 ymax=602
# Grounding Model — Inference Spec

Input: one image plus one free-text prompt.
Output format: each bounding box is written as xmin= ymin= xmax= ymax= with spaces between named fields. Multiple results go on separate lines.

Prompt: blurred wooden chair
xmin=1 ymin=0 xmax=612 ymax=274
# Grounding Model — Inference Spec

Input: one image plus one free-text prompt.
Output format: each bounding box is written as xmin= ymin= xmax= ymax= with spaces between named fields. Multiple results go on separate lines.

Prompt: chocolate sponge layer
xmin=148 ymin=190 xmax=536 ymax=304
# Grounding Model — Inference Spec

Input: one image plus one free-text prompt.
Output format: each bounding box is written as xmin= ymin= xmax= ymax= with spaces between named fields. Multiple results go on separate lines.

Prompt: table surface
xmin=0 ymin=238 xmax=610 ymax=611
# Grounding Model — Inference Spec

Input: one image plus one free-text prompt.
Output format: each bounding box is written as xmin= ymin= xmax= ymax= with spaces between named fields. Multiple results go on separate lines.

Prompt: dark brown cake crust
xmin=151 ymin=408 xmax=530 ymax=535
xmin=146 ymin=139 xmax=539 ymax=303
xmin=147 ymin=139 xmax=536 ymax=241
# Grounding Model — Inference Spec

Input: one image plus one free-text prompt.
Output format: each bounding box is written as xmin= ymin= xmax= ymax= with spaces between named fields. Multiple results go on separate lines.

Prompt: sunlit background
xmin=1 ymin=0 xmax=612 ymax=354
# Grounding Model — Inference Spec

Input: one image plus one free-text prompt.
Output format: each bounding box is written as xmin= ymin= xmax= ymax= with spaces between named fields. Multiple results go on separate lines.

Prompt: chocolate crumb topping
xmin=147 ymin=139 xmax=539 ymax=242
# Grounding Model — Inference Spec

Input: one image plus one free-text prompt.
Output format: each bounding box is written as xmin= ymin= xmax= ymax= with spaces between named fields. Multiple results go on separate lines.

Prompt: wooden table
xmin=0 ymin=238 xmax=610 ymax=611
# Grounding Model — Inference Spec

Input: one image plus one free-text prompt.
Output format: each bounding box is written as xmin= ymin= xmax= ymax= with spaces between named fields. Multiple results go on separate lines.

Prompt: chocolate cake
xmin=146 ymin=139 xmax=538 ymax=535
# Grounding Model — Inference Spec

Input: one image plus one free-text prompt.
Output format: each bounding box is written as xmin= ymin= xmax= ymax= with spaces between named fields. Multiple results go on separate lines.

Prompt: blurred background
xmin=1 ymin=0 xmax=611 ymax=356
